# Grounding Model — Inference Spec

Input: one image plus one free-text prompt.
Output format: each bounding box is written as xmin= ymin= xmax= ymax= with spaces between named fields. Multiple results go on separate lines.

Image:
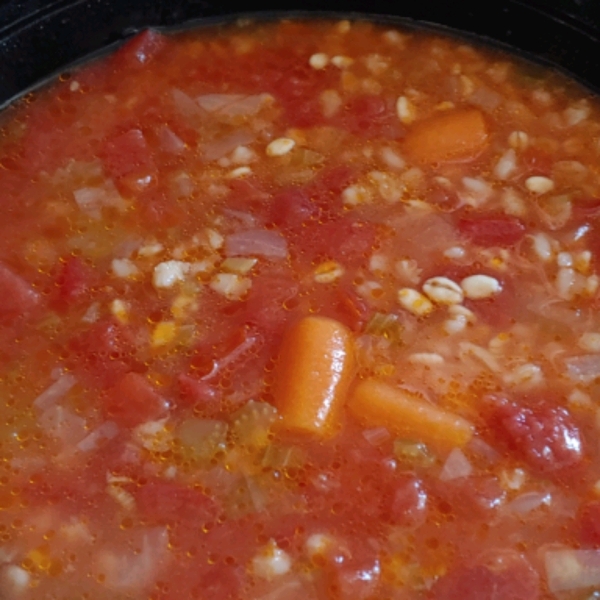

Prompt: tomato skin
xmin=485 ymin=396 xmax=584 ymax=476
xmin=104 ymin=372 xmax=168 ymax=427
xmin=0 ymin=263 xmax=40 ymax=319
xmin=458 ymin=215 xmax=526 ymax=246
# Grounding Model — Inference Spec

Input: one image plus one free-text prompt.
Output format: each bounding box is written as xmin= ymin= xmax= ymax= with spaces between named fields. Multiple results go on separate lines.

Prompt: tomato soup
xmin=1 ymin=17 xmax=600 ymax=600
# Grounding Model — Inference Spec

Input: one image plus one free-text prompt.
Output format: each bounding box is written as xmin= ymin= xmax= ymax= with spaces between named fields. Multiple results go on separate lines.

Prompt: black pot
xmin=0 ymin=0 xmax=599 ymax=106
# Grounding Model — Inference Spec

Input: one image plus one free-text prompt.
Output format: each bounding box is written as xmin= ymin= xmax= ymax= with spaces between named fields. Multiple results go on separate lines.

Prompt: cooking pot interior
xmin=0 ymin=0 xmax=599 ymax=106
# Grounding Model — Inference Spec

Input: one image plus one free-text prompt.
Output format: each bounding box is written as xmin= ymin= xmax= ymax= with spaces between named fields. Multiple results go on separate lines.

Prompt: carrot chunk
xmin=404 ymin=109 xmax=489 ymax=164
xmin=348 ymin=378 xmax=474 ymax=448
xmin=272 ymin=316 xmax=355 ymax=436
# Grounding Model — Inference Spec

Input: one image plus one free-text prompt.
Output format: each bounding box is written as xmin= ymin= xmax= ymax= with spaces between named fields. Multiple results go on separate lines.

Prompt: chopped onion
xmin=171 ymin=88 xmax=205 ymax=120
xmin=38 ymin=406 xmax=87 ymax=444
xmin=73 ymin=181 xmax=127 ymax=219
xmin=96 ymin=527 xmax=169 ymax=591
xmin=201 ymin=130 xmax=256 ymax=162
xmin=565 ymin=354 xmax=600 ymax=384
xmin=508 ymin=491 xmax=552 ymax=514
xmin=77 ymin=421 xmax=119 ymax=452
xmin=157 ymin=125 xmax=185 ymax=154
xmin=468 ymin=86 xmax=502 ymax=112
xmin=468 ymin=437 xmax=501 ymax=463
xmin=33 ymin=374 xmax=77 ymax=410
xmin=545 ymin=548 xmax=600 ymax=593
xmin=439 ymin=448 xmax=472 ymax=481
xmin=362 ymin=427 xmax=391 ymax=447
xmin=225 ymin=229 xmax=288 ymax=259
xmin=197 ymin=93 xmax=273 ymax=116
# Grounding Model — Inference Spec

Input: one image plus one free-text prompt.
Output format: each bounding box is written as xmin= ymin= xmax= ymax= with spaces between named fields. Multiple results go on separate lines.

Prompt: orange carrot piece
xmin=272 ymin=316 xmax=355 ymax=437
xmin=403 ymin=108 xmax=488 ymax=164
xmin=348 ymin=378 xmax=474 ymax=449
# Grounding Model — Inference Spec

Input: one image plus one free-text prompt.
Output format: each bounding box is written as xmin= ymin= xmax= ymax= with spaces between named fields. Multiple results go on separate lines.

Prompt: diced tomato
xmin=224 ymin=177 xmax=271 ymax=216
xmin=270 ymin=188 xmax=319 ymax=232
xmin=137 ymin=186 xmax=188 ymax=228
xmin=134 ymin=479 xmax=218 ymax=524
xmin=177 ymin=373 xmax=222 ymax=416
xmin=436 ymin=475 xmax=506 ymax=518
xmin=103 ymin=372 xmax=168 ymax=427
xmin=458 ymin=215 xmax=526 ymax=246
xmin=261 ymin=54 xmax=334 ymax=128
xmin=0 ymin=263 xmax=40 ymax=319
xmin=485 ymin=396 xmax=584 ymax=476
xmin=101 ymin=128 xmax=156 ymax=190
xmin=68 ymin=319 xmax=140 ymax=388
xmin=53 ymin=256 xmax=95 ymax=309
xmin=432 ymin=552 xmax=540 ymax=600
xmin=333 ymin=555 xmax=381 ymax=600
xmin=293 ymin=216 xmax=377 ymax=268
xmin=242 ymin=275 xmax=300 ymax=336
xmin=111 ymin=30 xmax=167 ymax=70
xmin=579 ymin=501 xmax=600 ymax=547
xmin=338 ymin=94 xmax=401 ymax=139
xmin=388 ymin=474 xmax=428 ymax=527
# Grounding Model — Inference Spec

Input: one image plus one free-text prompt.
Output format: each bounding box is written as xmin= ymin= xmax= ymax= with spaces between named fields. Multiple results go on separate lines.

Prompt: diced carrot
xmin=403 ymin=109 xmax=489 ymax=164
xmin=272 ymin=316 xmax=355 ymax=437
xmin=348 ymin=378 xmax=474 ymax=449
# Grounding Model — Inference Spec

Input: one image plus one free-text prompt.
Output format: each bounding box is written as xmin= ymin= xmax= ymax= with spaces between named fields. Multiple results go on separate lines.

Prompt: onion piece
xmin=565 ymin=354 xmax=600 ymax=384
xmin=38 ymin=406 xmax=86 ymax=444
xmin=96 ymin=527 xmax=169 ymax=591
xmin=171 ymin=88 xmax=205 ymax=121
xmin=73 ymin=181 xmax=127 ymax=219
xmin=157 ymin=125 xmax=185 ymax=154
xmin=508 ymin=491 xmax=552 ymax=514
xmin=197 ymin=93 xmax=273 ymax=116
xmin=201 ymin=130 xmax=256 ymax=162
xmin=439 ymin=448 xmax=472 ymax=481
xmin=77 ymin=421 xmax=119 ymax=452
xmin=225 ymin=229 xmax=288 ymax=259
xmin=33 ymin=374 xmax=77 ymax=410
xmin=362 ymin=427 xmax=391 ymax=447
xmin=545 ymin=548 xmax=600 ymax=593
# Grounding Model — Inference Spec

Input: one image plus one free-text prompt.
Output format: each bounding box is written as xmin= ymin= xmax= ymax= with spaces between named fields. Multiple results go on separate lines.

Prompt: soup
xmin=1 ymin=17 xmax=600 ymax=600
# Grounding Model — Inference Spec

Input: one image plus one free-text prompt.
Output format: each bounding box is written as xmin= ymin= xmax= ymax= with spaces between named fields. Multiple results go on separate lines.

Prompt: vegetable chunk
xmin=404 ymin=109 xmax=489 ymax=163
xmin=272 ymin=316 xmax=354 ymax=436
xmin=348 ymin=378 xmax=474 ymax=449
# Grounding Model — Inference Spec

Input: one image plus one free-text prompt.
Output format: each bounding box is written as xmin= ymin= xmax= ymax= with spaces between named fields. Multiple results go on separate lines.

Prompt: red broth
xmin=1 ymin=17 xmax=600 ymax=600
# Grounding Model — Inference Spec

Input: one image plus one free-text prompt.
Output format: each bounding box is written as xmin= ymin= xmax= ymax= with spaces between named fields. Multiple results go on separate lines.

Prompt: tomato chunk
xmin=103 ymin=372 xmax=168 ymax=427
xmin=0 ymin=263 xmax=40 ymax=319
xmin=134 ymin=479 xmax=217 ymax=524
xmin=432 ymin=552 xmax=540 ymax=600
xmin=486 ymin=396 xmax=584 ymax=475
xmin=54 ymin=256 xmax=95 ymax=309
xmin=458 ymin=215 xmax=526 ymax=246
xmin=101 ymin=129 xmax=156 ymax=187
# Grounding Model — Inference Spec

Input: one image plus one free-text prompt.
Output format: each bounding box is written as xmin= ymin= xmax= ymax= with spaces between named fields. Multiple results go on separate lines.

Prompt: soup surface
xmin=2 ymin=17 xmax=600 ymax=600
